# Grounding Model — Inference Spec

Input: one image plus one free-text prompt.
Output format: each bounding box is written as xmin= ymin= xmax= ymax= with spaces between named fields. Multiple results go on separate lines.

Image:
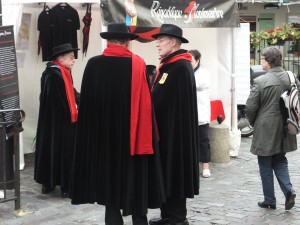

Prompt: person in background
xmin=146 ymin=64 xmax=156 ymax=88
xmin=34 ymin=43 xmax=80 ymax=198
xmin=69 ymin=22 xmax=165 ymax=225
xmin=150 ymin=24 xmax=199 ymax=225
xmin=246 ymin=46 xmax=298 ymax=210
xmin=188 ymin=49 xmax=211 ymax=178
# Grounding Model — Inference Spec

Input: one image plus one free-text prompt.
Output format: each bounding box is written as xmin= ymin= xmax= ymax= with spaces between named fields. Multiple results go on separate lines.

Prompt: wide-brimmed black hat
xmin=100 ymin=22 xmax=139 ymax=40
xmin=48 ymin=43 xmax=80 ymax=60
xmin=152 ymin=24 xmax=189 ymax=43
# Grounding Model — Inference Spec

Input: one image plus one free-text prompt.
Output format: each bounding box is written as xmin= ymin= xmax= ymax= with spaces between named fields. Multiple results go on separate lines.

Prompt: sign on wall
xmin=0 ymin=25 xmax=20 ymax=122
xmin=100 ymin=0 xmax=240 ymax=28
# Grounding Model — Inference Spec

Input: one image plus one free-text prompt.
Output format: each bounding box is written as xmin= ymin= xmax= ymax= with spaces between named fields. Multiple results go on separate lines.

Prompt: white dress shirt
xmin=195 ymin=66 xmax=211 ymax=125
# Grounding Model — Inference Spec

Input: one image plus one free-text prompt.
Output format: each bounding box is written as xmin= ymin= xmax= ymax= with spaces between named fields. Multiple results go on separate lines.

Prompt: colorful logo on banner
xmin=125 ymin=0 xmax=137 ymax=26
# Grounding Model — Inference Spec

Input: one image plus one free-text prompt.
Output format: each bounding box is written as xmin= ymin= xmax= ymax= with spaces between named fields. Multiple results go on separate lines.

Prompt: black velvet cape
xmin=70 ymin=55 xmax=165 ymax=216
xmin=34 ymin=62 xmax=77 ymax=190
xmin=152 ymin=50 xmax=199 ymax=198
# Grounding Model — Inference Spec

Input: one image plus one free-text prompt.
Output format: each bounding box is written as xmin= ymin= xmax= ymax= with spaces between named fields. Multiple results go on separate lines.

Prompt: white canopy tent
xmin=1 ymin=0 xmax=250 ymax=159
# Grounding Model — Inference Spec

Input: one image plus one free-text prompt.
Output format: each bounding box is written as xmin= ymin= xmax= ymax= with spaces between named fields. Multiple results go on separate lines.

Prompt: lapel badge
xmin=159 ymin=73 xmax=168 ymax=84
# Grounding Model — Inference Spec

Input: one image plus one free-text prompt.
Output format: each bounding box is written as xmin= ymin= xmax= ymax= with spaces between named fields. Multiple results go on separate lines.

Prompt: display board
xmin=0 ymin=25 xmax=20 ymax=122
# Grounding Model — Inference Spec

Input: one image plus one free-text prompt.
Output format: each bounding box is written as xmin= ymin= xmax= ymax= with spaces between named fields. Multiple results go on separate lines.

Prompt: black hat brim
xmin=100 ymin=32 xmax=139 ymax=40
xmin=152 ymin=33 xmax=189 ymax=43
xmin=48 ymin=48 xmax=80 ymax=61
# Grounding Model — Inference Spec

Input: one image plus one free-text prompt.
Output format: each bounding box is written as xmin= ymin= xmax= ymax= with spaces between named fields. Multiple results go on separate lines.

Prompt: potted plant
xmin=250 ymin=23 xmax=300 ymax=49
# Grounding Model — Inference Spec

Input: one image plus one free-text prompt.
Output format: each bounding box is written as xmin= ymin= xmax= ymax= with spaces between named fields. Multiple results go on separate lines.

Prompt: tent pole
xmin=231 ymin=28 xmax=238 ymax=131
xmin=229 ymin=27 xmax=241 ymax=157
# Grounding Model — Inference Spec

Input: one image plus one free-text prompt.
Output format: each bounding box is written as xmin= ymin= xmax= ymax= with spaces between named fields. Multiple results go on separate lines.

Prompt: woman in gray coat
xmin=246 ymin=47 xmax=298 ymax=210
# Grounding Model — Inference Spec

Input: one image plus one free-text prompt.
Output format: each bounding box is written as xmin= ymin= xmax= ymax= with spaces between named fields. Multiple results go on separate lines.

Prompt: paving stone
xmin=190 ymin=215 xmax=211 ymax=221
xmin=206 ymin=202 xmax=225 ymax=207
xmin=210 ymin=219 xmax=230 ymax=225
xmin=225 ymin=213 xmax=246 ymax=219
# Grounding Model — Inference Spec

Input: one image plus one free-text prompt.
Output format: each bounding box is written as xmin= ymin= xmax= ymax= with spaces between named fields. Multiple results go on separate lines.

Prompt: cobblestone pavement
xmin=1 ymin=136 xmax=300 ymax=225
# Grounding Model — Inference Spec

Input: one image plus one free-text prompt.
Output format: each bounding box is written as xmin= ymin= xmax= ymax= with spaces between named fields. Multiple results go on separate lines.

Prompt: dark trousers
xmin=258 ymin=153 xmax=293 ymax=205
xmin=198 ymin=124 xmax=211 ymax=163
xmin=105 ymin=206 xmax=148 ymax=225
xmin=161 ymin=197 xmax=187 ymax=223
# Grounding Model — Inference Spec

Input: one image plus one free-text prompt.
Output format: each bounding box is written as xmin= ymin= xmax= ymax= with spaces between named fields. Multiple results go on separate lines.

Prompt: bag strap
xmin=287 ymin=71 xmax=296 ymax=85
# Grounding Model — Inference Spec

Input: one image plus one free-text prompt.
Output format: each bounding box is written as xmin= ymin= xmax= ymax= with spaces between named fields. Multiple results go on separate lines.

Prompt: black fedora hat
xmin=100 ymin=22 xmax=139 ymax=40
xmin=152 ymin=24 xmax=189 ymax=43
xmin=48 ymin=43 xmax=80 ymax=60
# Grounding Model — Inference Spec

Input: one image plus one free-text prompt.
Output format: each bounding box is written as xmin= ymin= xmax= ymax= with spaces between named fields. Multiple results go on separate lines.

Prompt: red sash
xmin=103 ymin=44 xmax=154 ymax=155
xmin=152 ymin=53 xmax=192 ymax=91
xmin=52 ymin=60 xmax=78 ymax=123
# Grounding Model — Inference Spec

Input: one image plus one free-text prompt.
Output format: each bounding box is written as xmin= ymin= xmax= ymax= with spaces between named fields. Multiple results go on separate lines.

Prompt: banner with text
xmin=0 ymin=25 xmax=20 ymax=122
xmin=100 ymin=0 xmax=240 ymax=28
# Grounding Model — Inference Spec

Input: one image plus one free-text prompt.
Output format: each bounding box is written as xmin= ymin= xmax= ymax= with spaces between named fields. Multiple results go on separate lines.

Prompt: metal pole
xmin=13 ymin=112 xmax=21 ymax=210
xmin=231 ymin=28 xmax=238 ymax=131
xmin=0 ymin=113 xmax=7 ymax=198
xmin=231 ymin=73 xmax=237 ymax=130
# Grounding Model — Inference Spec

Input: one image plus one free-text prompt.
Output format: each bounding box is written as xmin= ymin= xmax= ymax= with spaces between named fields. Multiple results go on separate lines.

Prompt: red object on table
xmin=210 ymin=100 xmax=226 ymax=121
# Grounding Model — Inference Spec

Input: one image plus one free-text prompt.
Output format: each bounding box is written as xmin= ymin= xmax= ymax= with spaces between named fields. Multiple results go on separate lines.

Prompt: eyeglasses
xmin=155 ymin=38 xmax=168 ymax=44
xmin=261 ymin=57 xmax=265 ymax=60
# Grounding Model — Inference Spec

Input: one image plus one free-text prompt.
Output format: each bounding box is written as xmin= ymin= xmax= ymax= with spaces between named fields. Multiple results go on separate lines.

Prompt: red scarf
xmin=103 ymin=44 xmax=154 ymax=156
xmin=152 ymin=52 xmax=192 ymax=91
xmin=52 ymin=60 xmax=78 ymax=123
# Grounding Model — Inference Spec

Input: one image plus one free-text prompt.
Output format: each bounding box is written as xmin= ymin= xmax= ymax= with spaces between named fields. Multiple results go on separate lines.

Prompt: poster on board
xmin=0 ymin=25 xmax=20 ymax=123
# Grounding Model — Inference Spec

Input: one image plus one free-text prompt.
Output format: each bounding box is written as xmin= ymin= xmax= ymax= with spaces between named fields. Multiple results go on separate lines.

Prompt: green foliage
xmin=250 ymin=23 xmax=300 ymax=50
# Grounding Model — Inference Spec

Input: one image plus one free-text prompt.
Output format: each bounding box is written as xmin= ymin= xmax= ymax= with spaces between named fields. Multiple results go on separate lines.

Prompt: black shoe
xmin=285 ymin=189 xmax=296 ymax=210
xmin=258 ymin=201 xmax=276 ymax=209
xmin=149 ymin=217 xmax=169 ymax=225
xmin=168 ymin=220 xmax=189 ymax=225
xmin=41 ymin=185 xmax=54 ymax=194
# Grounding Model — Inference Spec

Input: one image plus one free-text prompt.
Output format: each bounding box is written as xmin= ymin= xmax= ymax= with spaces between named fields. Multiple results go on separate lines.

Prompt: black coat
xmin=34 ymin=62 xmax=77 ymax=190
xmin=152 ymin=49 xmax=199 ymax=198
xmin=70 ymin=55 xmax=165 ymax=216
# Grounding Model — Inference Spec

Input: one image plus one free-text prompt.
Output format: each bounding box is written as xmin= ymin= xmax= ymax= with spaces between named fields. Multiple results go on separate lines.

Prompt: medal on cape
xmin=159 ymin=73 xmax=168 ymax=84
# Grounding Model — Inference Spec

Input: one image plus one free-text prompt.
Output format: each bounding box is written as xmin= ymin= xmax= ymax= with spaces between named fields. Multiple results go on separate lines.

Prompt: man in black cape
xmin=34 ymin=43 xmax=80 ymax=198
xmin=70 ymin=23 xmax=165 ymax=225
xmin=149 ymin=24 xmax=199 ymax=225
